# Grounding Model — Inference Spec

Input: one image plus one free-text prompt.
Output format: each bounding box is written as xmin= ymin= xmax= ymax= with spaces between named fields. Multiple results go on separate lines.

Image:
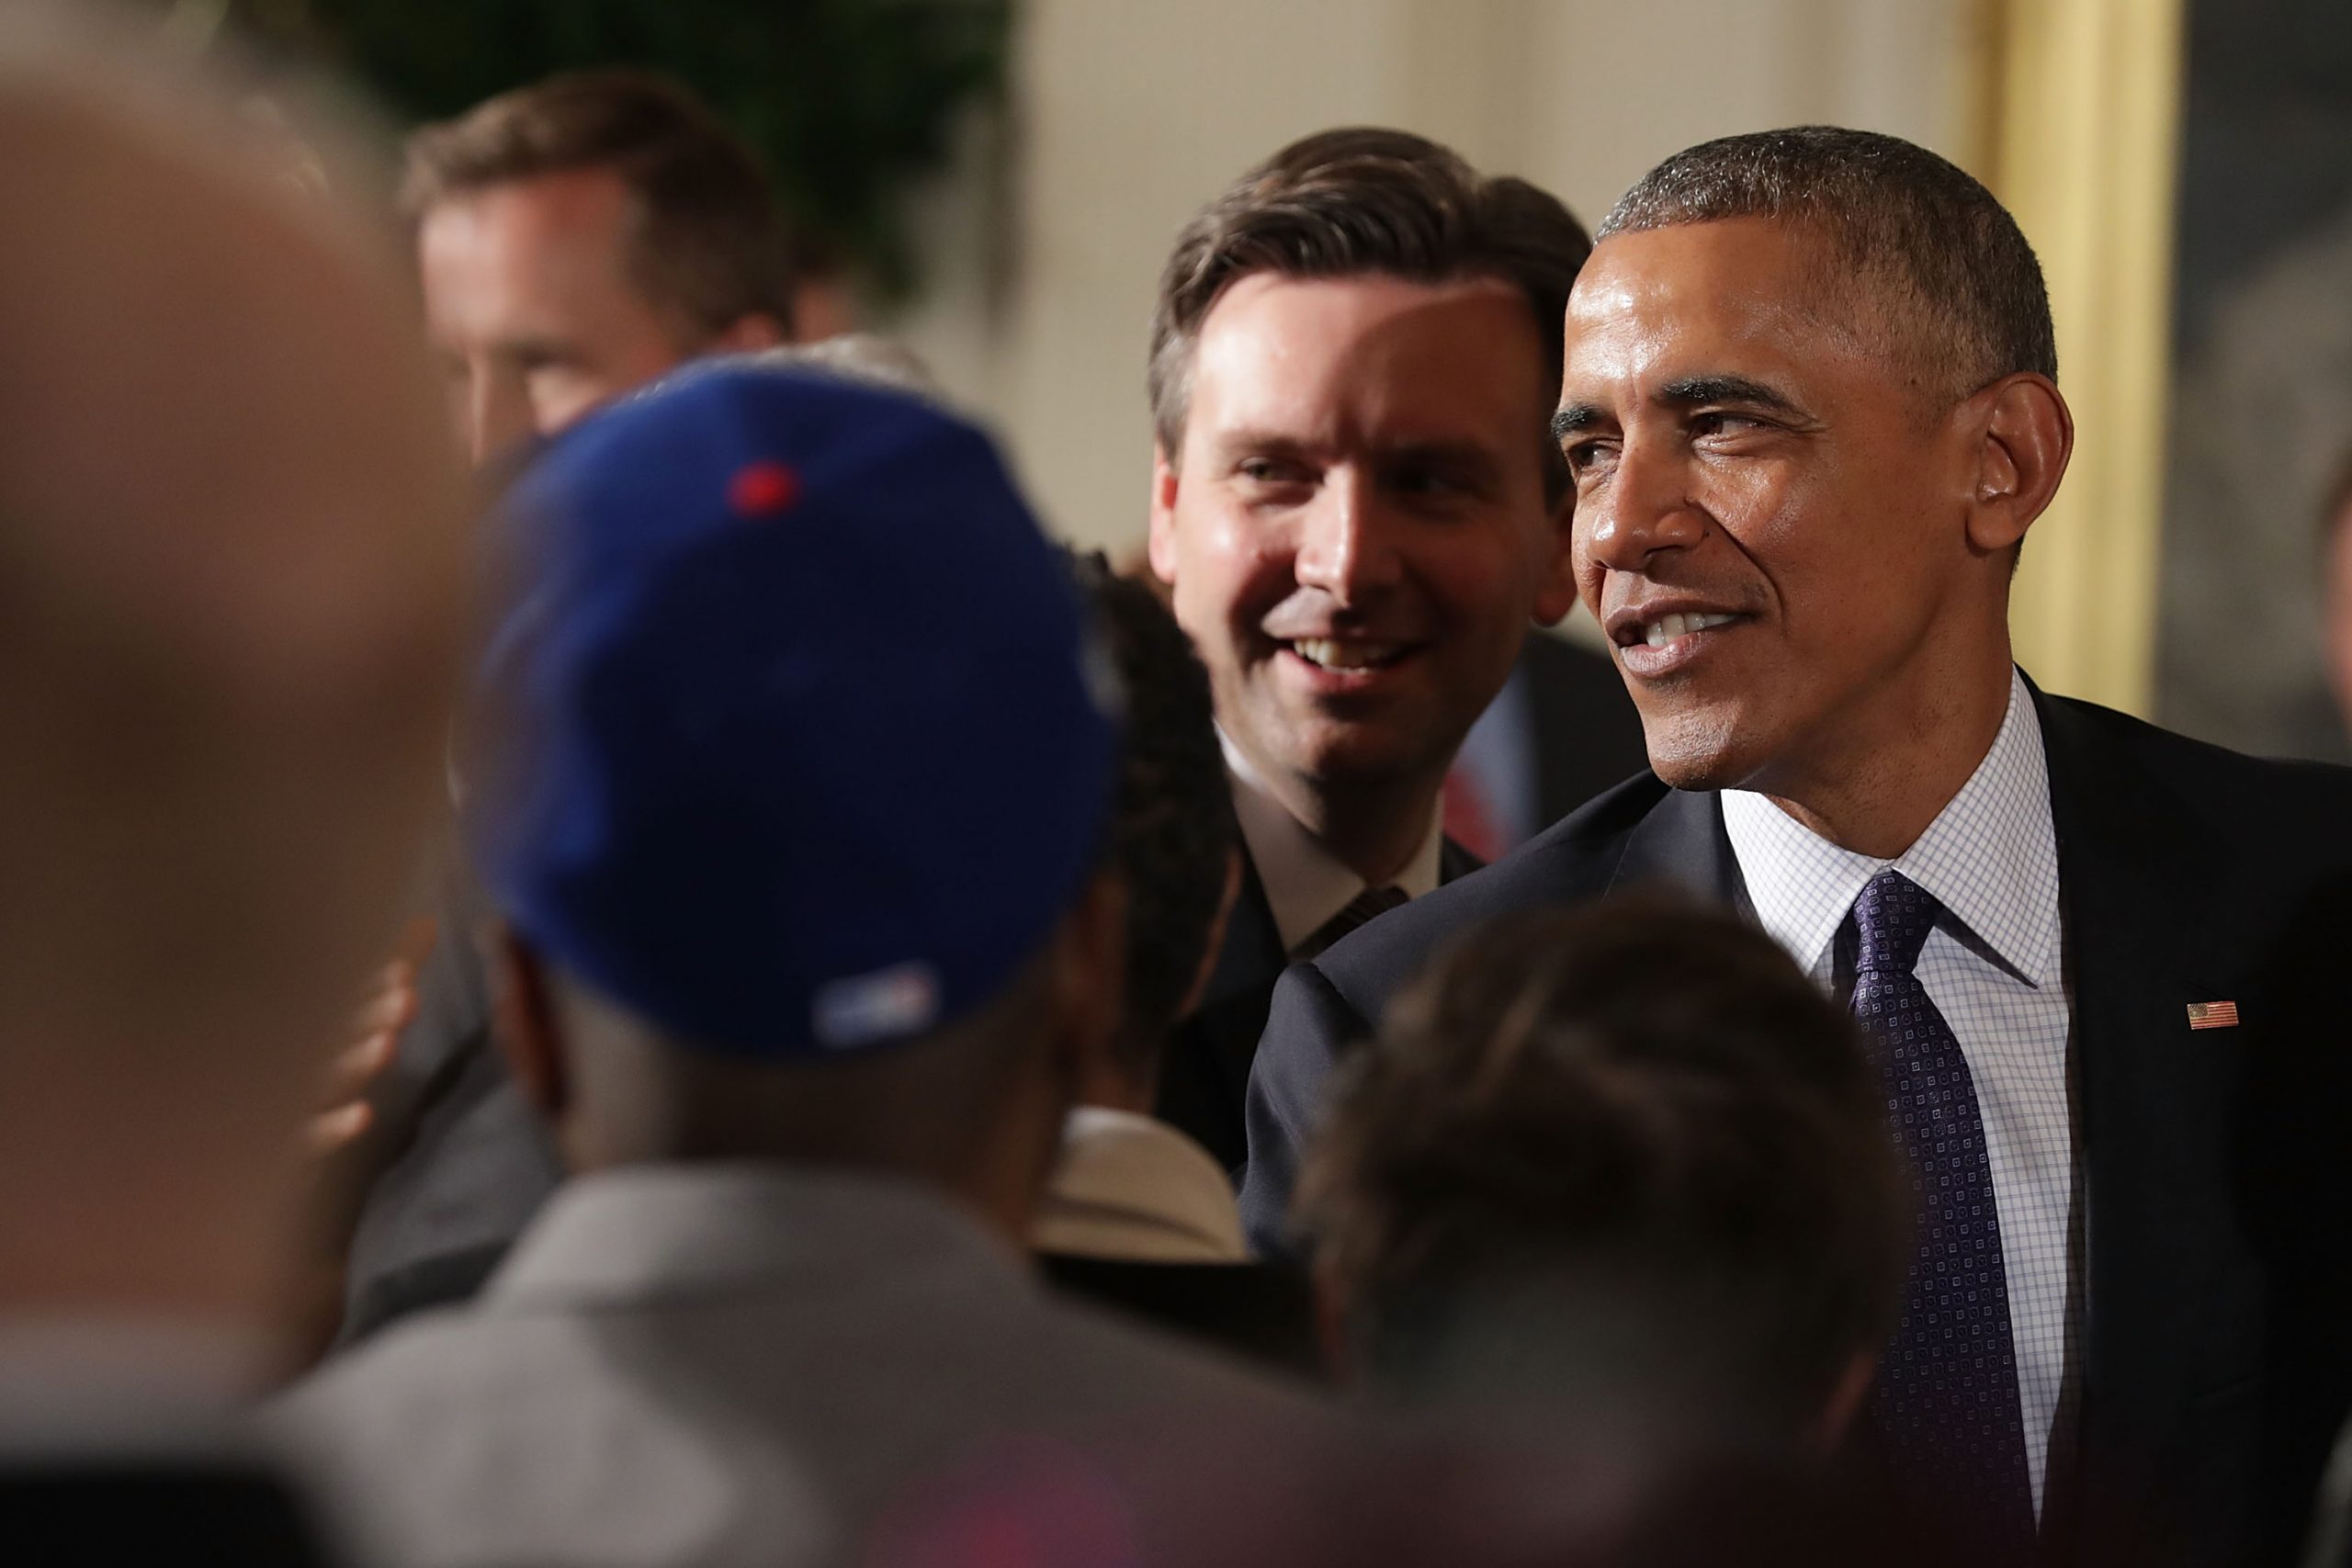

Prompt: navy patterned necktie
xmin=1850 ymin=869 xmax=2036 ymax=1548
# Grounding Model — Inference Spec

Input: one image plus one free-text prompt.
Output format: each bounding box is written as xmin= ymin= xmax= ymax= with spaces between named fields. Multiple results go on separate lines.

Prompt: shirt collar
xmin=1221 ymin=729 xmax=1443 ymax=953
xmin=1720 ymin=668 xmax=2061 ymax=985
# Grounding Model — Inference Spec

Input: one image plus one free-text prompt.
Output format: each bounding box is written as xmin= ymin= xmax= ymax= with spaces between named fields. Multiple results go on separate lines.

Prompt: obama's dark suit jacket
xmin=1239 ymin=684 xmax=2352 ymax=1568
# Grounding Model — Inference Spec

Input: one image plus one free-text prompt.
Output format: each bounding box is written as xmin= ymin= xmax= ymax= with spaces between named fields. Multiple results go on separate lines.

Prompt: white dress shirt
xmin=1721 ymin=668 xmax=2075 ymax=1515
xmin=1032 ymin=1107 xmax=1250 ymax=1263
xmin=1222 ymin=731 xmax=1443 ymax=954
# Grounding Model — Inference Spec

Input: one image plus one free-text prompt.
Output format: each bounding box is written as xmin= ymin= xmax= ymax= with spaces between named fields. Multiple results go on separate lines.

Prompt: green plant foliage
xmin=227 ymin=0 xmax=1011 ymax=300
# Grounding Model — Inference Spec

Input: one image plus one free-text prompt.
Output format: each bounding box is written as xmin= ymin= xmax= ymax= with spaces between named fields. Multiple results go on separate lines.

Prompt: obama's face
xmin=1557 ymin=218 xmax=2016 ymax=796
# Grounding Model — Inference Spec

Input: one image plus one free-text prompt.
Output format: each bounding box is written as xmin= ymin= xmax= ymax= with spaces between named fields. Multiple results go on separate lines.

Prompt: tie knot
xmin=1294 ymin=885 xmax=1408 ymax=962
xmin=1852 ymin=869 xmax=1939 ymax=976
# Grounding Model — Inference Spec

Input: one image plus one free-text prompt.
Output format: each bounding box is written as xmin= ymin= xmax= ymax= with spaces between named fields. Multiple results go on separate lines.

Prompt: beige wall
xmin=897 ymin=0 xmax=1968 ymax=577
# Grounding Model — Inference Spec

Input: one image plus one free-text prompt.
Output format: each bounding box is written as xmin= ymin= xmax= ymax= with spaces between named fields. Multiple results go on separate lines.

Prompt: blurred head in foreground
xmin=0 ymin=17 xmax=467 ymax=1350
xmin=406 ymin=69 xmax=793 ymax=464
xmin=1297 ymin=899 xmax=1906 ymax=1456
xmin=467 ymin=365 xmax=1124 ymax=1240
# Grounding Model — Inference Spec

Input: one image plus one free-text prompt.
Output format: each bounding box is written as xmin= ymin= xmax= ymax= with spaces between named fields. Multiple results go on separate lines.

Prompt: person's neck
xmin=568 ymin=1112 xmax=1061 ymax=1256
xmin=1252 ymin=759 xmax=1439 ymax=888
xmin=1754 ymin=644 xmax=2015 ymax=858
xmin=1075 ymin=1057 xmax=1158 ymax=1118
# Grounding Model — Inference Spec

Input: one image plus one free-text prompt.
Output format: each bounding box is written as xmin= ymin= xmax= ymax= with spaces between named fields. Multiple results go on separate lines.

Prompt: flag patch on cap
xmin=814 ymin=962 xmax=942 ymax=1048
xmin=2187 ymin=1000 xmax=2239 ymax=1031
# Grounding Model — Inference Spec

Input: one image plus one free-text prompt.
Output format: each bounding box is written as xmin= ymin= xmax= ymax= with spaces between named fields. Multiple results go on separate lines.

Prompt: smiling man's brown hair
xmin=1149 ymin=127 xmax=1590 ymax=500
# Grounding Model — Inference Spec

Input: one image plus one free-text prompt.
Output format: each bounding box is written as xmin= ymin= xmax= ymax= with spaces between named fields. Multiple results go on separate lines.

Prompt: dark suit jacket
xmin=337 ymin=862 xmax=559 ymax=1347
xmin=1239 ymin=685 xmax=2352 ymax=1568
xmin=1157 ymin=835 xmax=1482 ymax=1177
xmin=1519 ymin=628 xmax=1651 ymax=834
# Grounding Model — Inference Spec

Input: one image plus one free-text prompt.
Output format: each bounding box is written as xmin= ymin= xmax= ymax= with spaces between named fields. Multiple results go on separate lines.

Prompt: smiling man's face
xmin=1557 ymin=217 xmax=1985 ymax=795
xmin=1148 ymin=272 xmax=1577 ymax=807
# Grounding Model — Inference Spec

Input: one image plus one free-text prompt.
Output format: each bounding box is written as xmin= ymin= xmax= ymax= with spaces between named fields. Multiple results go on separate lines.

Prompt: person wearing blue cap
xmin=275 ymin=365 xmax=1340 ymax=1568
xmin=328 ymin=335 xmax=949 ymax=1350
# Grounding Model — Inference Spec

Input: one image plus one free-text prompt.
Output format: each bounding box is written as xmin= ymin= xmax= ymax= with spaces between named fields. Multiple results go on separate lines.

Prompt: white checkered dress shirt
xmin=1722 ymin=668 xmax=2075 ymax=1516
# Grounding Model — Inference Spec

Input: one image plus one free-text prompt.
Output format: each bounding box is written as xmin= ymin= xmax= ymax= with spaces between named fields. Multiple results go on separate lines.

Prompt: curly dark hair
xmin=1070 ymin=554 xmax=1236 ymax=1077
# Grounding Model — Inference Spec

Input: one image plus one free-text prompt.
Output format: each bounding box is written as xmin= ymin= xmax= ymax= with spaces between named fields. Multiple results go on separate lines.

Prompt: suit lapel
xmin=1171 ymin=833 xmax=1492 ymax=1170
xmin=1165 ymin=852 xmax=1288 ymax=1170
xmin=1196 ymin=848 xmax=1284 ymax=1020
xmin=1604 ymin=782 xmax=1748 ymax=908
xmin=2032 ymin=687 xmax=2242 ymax=1527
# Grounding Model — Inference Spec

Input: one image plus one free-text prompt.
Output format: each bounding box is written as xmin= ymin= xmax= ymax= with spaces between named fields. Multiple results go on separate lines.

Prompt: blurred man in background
xmin=0 ymin=14 xmax=465 ymax=1560
xmin=1298 ymin=901 xmax=1905 ymax=1461
xmin=1145 ymin=128 xmax=1641 ymax=1177
xmin=407 ymin=68 xmax=793 ymax=465
xmin=334 ymin=70 xmax=806 ymax=1345
xmin=281 ymin=366 xmax=1338 ymax=1568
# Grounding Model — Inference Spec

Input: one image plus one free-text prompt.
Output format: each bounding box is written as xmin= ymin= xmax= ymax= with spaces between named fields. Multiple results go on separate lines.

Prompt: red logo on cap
xmin=729 ymin=460 xmax=799 ymax=517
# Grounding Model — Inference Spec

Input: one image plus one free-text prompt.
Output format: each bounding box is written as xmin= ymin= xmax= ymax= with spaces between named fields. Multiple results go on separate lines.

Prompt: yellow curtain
xmin=1955 ymin=0 xmax=2185 ymax=716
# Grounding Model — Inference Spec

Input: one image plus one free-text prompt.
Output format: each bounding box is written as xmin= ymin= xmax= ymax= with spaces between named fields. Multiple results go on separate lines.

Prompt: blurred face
xmin=1557 ymin=219 xmax=1991 ymax=794
xmin=0 ymin=97 xmax=468 ymax=1325
xmin=419 ymin=167 xmax=696 ymax=465
xmin=1149 ymin=273 xmax=1576 ymax=806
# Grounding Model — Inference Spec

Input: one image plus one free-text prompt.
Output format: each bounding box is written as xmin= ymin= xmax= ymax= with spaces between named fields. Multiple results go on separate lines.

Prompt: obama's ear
xmin=1962 ymin=373 xmax=2073 ymax=558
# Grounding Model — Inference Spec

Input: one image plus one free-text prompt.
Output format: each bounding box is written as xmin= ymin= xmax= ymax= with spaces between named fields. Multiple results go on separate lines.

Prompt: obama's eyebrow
xmin=1554 ymin=374 xmax=1812 ymax=443
xmin=1552 ymin=404 xmax=1608 ymax=442
xmin=1654 ymin=373 xmax=1809 ymax=420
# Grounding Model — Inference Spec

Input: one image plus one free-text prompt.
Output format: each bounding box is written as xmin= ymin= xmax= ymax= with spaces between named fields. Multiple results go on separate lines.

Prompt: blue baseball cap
xmin=462 ymin=363 xmax=1119 ymax=1059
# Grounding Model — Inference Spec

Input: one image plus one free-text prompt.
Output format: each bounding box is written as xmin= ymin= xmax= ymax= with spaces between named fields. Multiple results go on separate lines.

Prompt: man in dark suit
xmin=1242 ymin=127 xmax=2352 ymax=1567
xmin=1142 ymin=129 xmax=1603 ymax=1173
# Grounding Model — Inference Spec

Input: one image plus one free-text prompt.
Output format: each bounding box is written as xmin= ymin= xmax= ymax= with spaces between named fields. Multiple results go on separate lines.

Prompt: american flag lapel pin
xmin=2186 ymin=1000 xmax=2240 ymax=1031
